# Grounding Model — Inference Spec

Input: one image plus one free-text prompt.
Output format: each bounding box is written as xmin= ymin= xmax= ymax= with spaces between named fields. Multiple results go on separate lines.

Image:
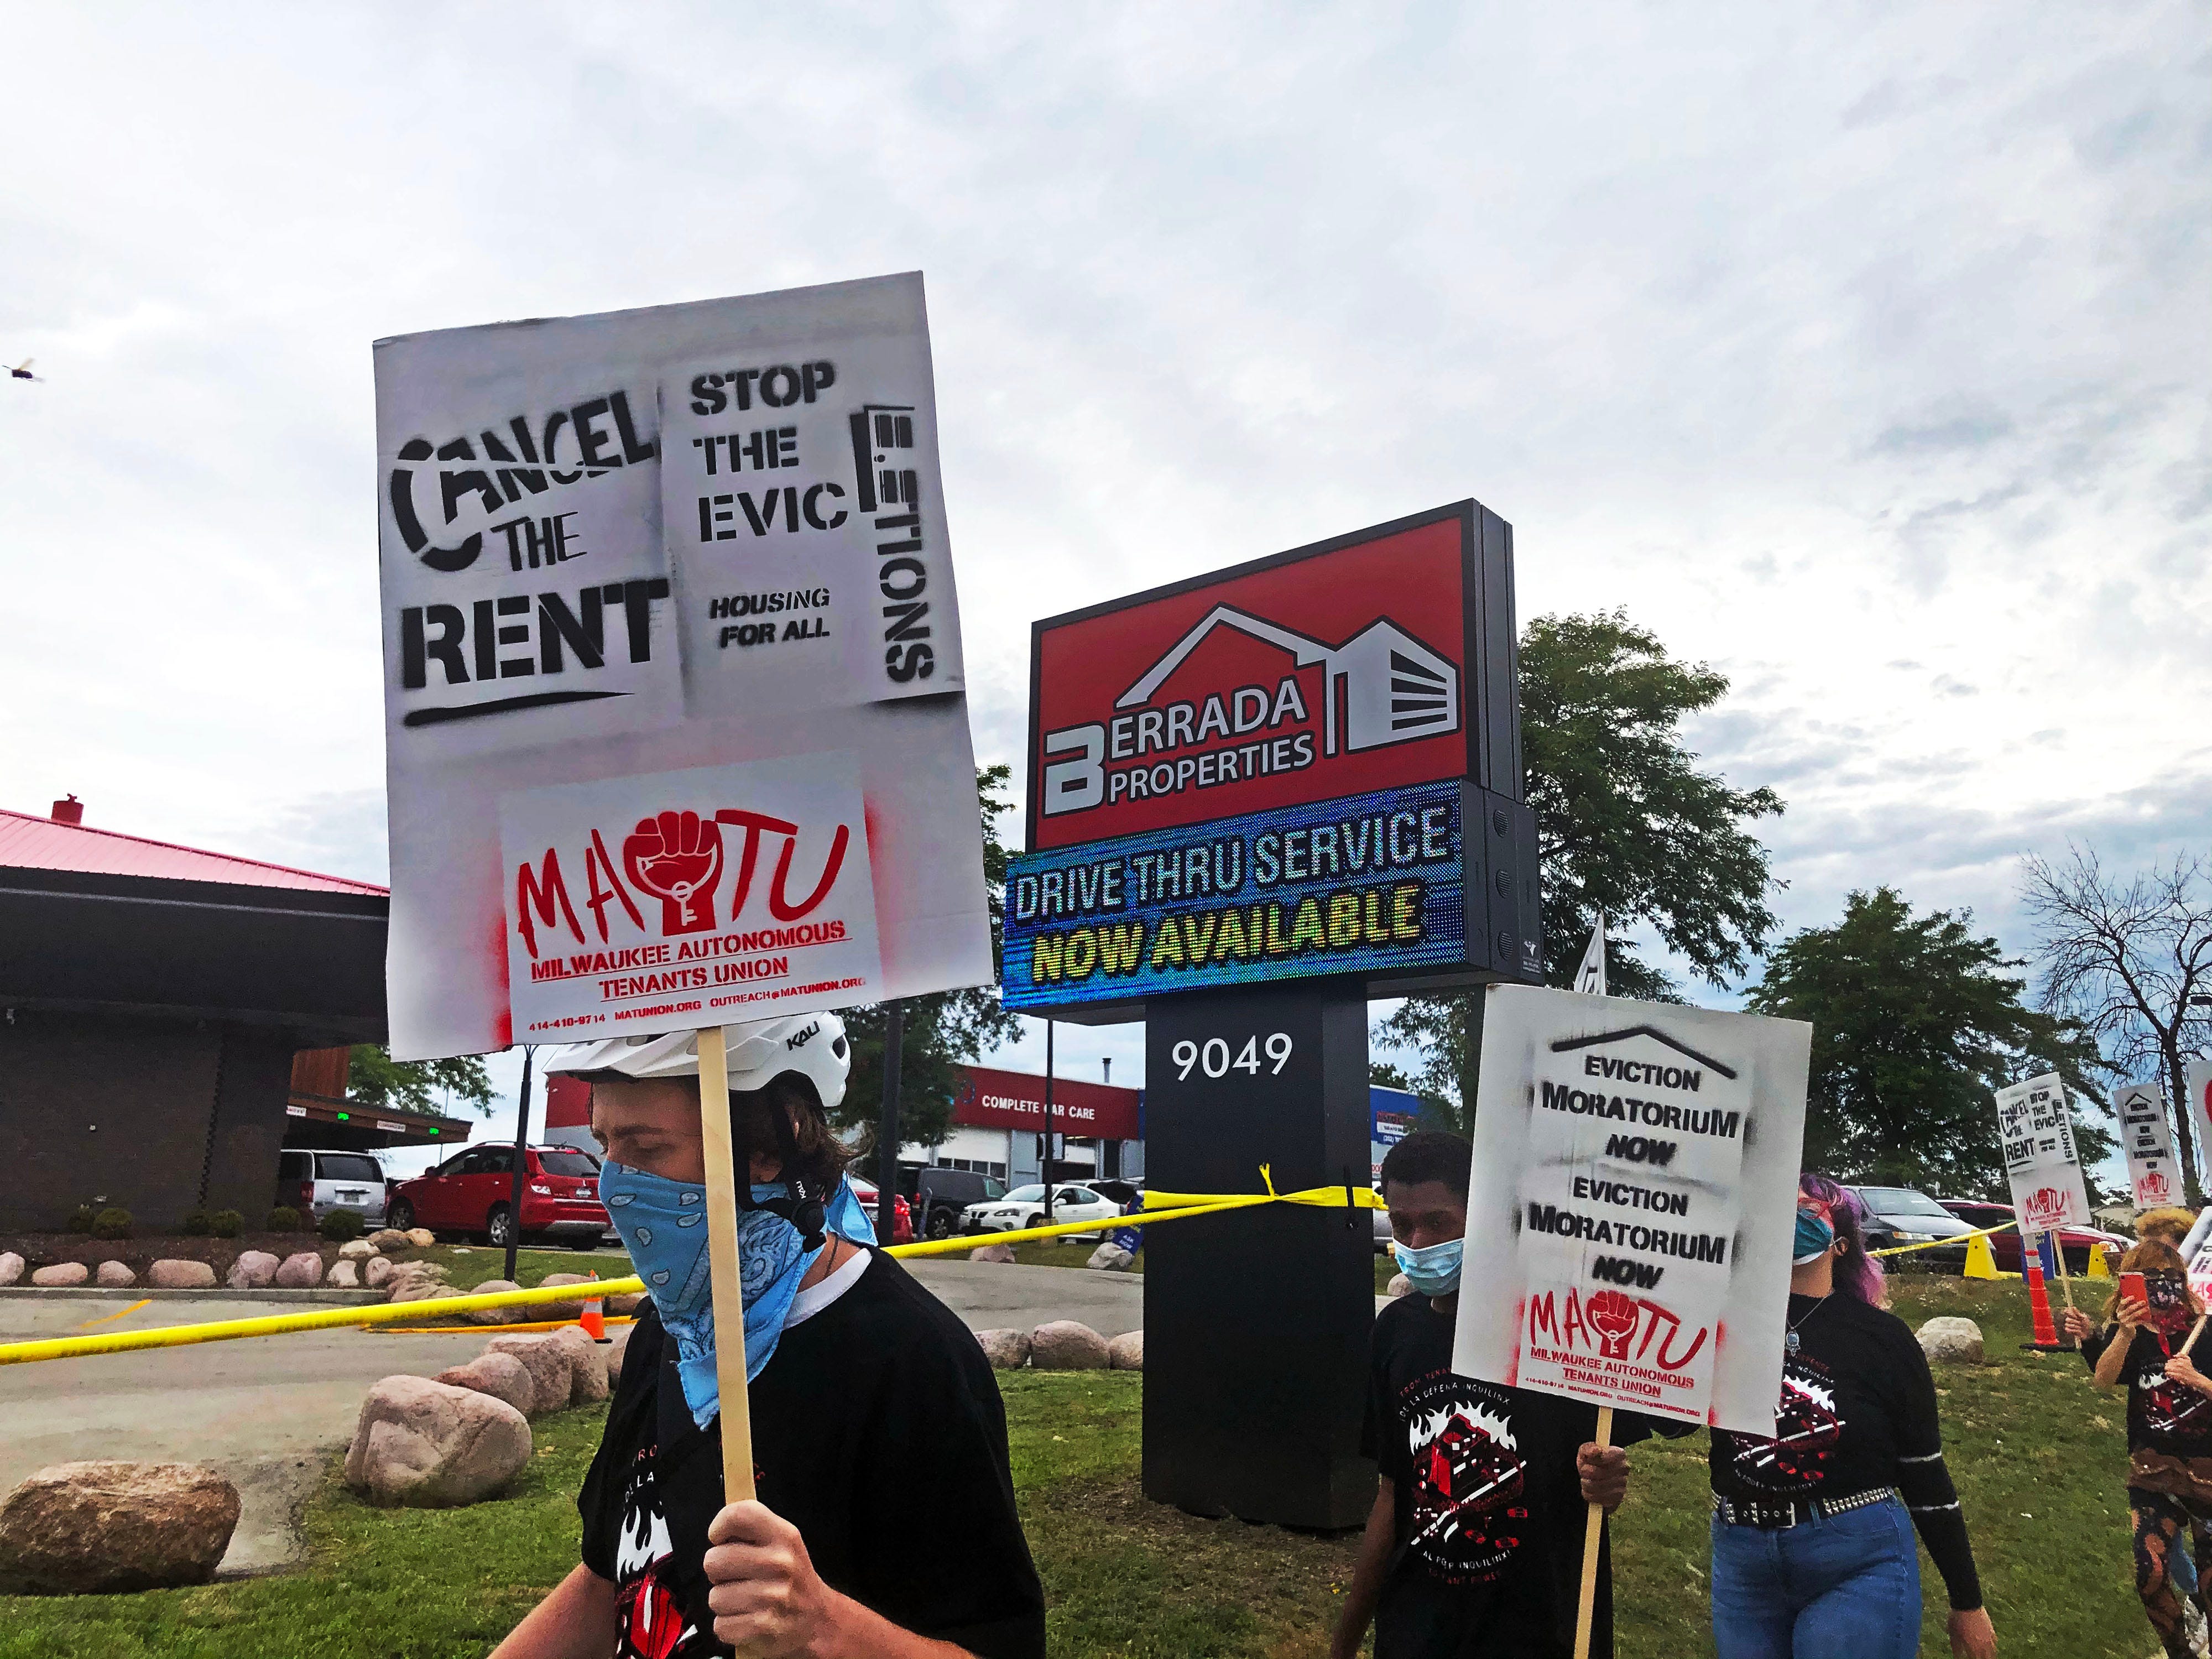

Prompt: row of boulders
xmin=965 ymin=1239 xmax=1139 ymax=1272
xmin=974 ymin=1320 xmax=1141 ymax=1371
xmin=0 ymin=1228 xmax=442 ymax=1291
xmin=345 ymin=1326 xmax=633 ymax=1507
xmin=2 ymin=1256 xmax=227 ymax=1290
xmin=0 ymin=1462 xmax=242 ymax=1594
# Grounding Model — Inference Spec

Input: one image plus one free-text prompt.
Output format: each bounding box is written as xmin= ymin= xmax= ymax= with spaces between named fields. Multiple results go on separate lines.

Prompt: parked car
xmin=1373 ymin=1190 xmax=1394 ymax=1255
xmin=962 ymin=1183 xmax=1123 ymax=1238
xmin=1844 ymin=1185 xmax=1979 ymax=1270
xmin=385 ymin=1144 xmax=608 ymax=1246
xmin=279 ymin=1149 xmax=389 ymax=1227
xmin=848 ymin=1181 xmax=912 ymax=1246
xmin=1936 ymin=1197 xmax=2130 ymax=1275
xmin=906 ymin=1167 xmax=1008 ymax=1240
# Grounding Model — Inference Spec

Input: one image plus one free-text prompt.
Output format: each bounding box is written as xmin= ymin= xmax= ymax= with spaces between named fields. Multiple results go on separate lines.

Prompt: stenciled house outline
xmin=1113 ymin=604 xmax=1460 ymax=759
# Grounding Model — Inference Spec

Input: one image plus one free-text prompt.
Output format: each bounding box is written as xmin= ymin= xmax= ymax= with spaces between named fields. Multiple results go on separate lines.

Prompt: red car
xmin=1936 ymin=1198 xmax=2128 ymax=1275
xmin=850 ymin=1181 xmax=912 ymax=1246
xmin=387 ymin=1144 xmax=609 ymax=1248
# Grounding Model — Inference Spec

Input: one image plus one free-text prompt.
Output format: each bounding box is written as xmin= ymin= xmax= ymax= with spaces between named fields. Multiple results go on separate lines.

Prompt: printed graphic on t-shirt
xmin=1723 ymin=1356 xmax=1843 ymax=1495
xmin=2140 ymin=1360 xmax=2212 ymax=1439
xmin=612 ymin=1446 xmax=710 ymax=1659
xmin=1397 ymin=1371 xmax=1528 ymax=1584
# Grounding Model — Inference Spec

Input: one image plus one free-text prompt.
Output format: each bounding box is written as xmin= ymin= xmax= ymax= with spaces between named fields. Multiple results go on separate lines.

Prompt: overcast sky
xmin=3 ymin=4 xmax=2204 ymax=1147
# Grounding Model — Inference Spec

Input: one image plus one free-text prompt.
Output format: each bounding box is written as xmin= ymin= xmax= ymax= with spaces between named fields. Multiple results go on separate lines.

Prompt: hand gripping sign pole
xmin=696 ymin=1025 xmax=757 ymax=1501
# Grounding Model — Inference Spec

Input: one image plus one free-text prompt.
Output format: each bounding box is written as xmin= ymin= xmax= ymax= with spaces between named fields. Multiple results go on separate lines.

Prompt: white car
xmin=962 ymin=1183 xmax=1122 ymax=1238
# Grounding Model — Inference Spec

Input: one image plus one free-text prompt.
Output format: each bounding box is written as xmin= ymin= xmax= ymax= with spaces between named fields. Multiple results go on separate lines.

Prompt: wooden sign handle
xmin=1572 ymin=1405 xmax=1614 ymax=1659
xmin=2180 ymin=1316 xmax=2208 ymax=1360
xmin=2051 ymin=1229 xmax=2077 ymax=1314
xmin=696 ymin=1025 xmax=756 ymax=1501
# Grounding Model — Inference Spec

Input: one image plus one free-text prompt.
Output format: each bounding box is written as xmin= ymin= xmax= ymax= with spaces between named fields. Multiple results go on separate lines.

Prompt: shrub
xmin=318 ymin=1207 xmax=366 ymax=1242
xmin=91 ymin=1208 xmax=132 ymax=1240
xmin=64 ymin=1206 xmax=96 ymax=1234
xmin=208 ymin=1210 xmax=243 ymax=1239
xmin=180 ymin=1209 xmax=211 ymax=1237
xmin=265 ymin=1206 xmax=303 ymax=1233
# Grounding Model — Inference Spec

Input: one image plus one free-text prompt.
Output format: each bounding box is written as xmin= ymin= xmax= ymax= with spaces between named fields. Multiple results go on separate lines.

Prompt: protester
xmin=1707 ymin=1174 xmax=1996 ymax=1659
xmin=2140 ymin=1209 xmax=2200 ymax=1251
xmin=1331 ymin=1129 xmax=1678 ymax=1659
xmin=492 ymin=1016 xmax=1046 ymax=1659
xmin=2063 ymin=1238 xmax=2212 ymax=1659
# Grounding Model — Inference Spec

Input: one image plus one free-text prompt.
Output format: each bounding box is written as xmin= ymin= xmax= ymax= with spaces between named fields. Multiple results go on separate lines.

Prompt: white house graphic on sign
xmin=1115 ymin=606 xmax=1460 ymax=758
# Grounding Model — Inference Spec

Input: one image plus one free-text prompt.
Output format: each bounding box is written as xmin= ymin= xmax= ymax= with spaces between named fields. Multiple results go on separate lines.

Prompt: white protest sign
xmin=377 ymin=274 xmax=992 ymax=1060
xmin=1572 ymin=917 xmax=1607 ymax=997
xmin=2116 ymin=1082 xmax=2182 ymax=1212
xmin=2189 ymin=1059 xmax=2212 ymax=1190
xmin=1995 ymin=1072 xmax=2093 ymax=1234
xmin=1452 ymin=984 xmax=1811 ymax=1433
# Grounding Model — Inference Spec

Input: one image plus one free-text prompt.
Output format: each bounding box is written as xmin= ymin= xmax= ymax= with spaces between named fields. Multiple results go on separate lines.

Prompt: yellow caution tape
xmin=1867 ymin=1219 xmax=2019 ymax=1259
xmin=0 ymin=1168 xmax=1379 ymax=1365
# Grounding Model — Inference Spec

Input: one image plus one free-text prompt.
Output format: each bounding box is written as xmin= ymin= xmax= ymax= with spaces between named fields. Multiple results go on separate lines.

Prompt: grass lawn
xmin=0 ymin=1272 xmax=2162 ymax=1658
xmin=404 ymin=1241 xmax=634 ymax=1290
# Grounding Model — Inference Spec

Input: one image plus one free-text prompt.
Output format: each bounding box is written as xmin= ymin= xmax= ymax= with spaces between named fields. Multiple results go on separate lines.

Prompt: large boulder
xmin=1917 ymin=1316 xmax=1985 ymax=1366
xmin=1387 ymin=1273 xmax=1415 ymax=1299
xmin=1108 ymin=1330 xmax=1144 ymax=1371
xmin=534 ymin=1274 xmax=596 ymax=1323
xmin=363 ymin=1256 xmax=396 ymax=1288
xmin=974 ymin=1329 xmax=1031 ymax=1369
xmin=405 ymin=1228 xmax=436 ymax=1249
xmin=337 ymin=1239 xmax=379 ymax=1261
xmin=1030 ymin=1321 xmax=1110 ymax=1371
xmin=147 ymin=1259 xmax=217 ymax=1290
xmin=388 ymin=1278 xmax=447 ymax=1306
xmin=367 ymin=1229 xmax=413 ymax=1251
xmin=95 ymin=1261 xmax=136 ymax=1288
xmin=327 ymin=1260 xmax=360 ymax=1289
xmin=274 ymin=1252 xmax=324 ymax=1290
xmin=30 ymin=1263 xmax=88 ymax=1288
xmin=484 ymin=1333 xmax=576 ymax=1416
xmin=0 ymin=1253 xmax=23 ymax=1286
xmin=226 ymin=1251 xmax=278 ymax=1290
xmin=968 ymin=1243 xmax=1016 ymax=1264
xmin=434 ymin=1353 xmax=536 ymax=1418
xmin=550 ymin=1326 xmax=611 ymax=1405
xmin=464 ymin=1280 xmax=525 ymax=1326
xmin=606 ymin=1291 xmax=645 ymax=1316
xmin=606 ymin=1324 xmax=634 ymax=1390
xmin=343 ymin=1376 xmax=530 ymax=1507
xmin=0 ymin=1460 xmax=241 ymax=1594
xmin=1086 ymin=1243 xmax=1135 ymax=1272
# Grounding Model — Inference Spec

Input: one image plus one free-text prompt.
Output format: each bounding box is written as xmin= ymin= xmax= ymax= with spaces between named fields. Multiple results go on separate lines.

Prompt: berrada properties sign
xmin=1002 ymin=503 xmax=1543 ymax=1019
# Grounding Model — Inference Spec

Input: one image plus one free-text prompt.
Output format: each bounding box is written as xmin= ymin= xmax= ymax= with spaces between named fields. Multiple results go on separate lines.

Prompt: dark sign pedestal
xmin=1142 ymin=982 xmax=1378 ymax=1529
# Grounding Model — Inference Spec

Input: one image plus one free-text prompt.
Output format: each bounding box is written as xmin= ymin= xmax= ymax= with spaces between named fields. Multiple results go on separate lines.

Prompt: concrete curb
xmin=0 ymin=1286 xmax=389 ymax=1305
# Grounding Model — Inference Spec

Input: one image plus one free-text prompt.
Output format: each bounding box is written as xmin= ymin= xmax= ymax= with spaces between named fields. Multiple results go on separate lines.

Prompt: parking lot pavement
xmin=0 ymin=1263 xmax=1146 ymax=1574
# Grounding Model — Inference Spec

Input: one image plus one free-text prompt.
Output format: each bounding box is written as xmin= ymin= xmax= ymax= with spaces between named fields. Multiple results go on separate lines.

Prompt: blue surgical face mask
xmin=598 ymin=1160 xmax=874 ymax=1429
xmin=1392 ymin=1236 xmax=1464 ymax=1297
xmin=1793 ymin=1209 xmax=1837 ymax=1266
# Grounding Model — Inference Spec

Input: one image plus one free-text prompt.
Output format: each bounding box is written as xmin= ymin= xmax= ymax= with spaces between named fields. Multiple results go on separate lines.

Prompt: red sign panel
xmin=1028 ymin=513 xmax=1479 ymax=851
xmin=951 ymin=1064 xmax=1143 ymax=1141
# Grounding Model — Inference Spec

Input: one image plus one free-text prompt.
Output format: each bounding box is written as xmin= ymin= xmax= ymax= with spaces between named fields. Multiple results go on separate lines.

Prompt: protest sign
xmin=1995 ymin=1072 xmax=2093 ymax=1234
xmin=1572 ymin=917 xmax=1606 ymax=997
xmin=1452 ymin=983 xmax=1811 ymax=1433
xmin=2116 ymin=1082 xmax=2182 ymax=1211
xmin=375 ymin=274 xmax=991 ymax=1059
xmin=2189 ymin=1059 xmax=2212 ymax=1187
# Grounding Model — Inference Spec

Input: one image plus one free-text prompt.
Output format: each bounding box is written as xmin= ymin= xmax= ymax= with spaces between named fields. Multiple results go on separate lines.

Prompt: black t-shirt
xmin=2081 ymin=1323 xmax=2212 ymax=1458
xmin=1360 ymin=1292 xmax=1665 ymax=1659
xmin=577 ymin=1250 xmax=1046 ymax=1658
xmin=1709 ymin=1291 xmax=1981 ymax=1610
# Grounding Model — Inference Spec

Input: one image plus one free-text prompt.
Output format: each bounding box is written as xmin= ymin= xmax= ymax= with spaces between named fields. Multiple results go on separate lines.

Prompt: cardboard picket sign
xmin=1452 ymin=984 xmax=1811 ymax=1434
xmin=374 ymin=273 xmax=992 ymax=1060
xmin=2116 ymin=1082 xmax=2182 ymax=1212
xmin=1994 ymin=1073 xmax=2093 ymax=1234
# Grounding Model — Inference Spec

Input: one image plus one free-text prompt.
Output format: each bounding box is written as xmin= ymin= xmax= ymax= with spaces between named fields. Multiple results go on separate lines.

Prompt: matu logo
xmin=1528 ymin=1285 xmax=1710 ymax=1374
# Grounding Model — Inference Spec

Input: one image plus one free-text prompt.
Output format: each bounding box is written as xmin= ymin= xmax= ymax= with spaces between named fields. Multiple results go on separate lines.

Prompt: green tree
xmin=346 ymin=1046 xmax=496 ymax=1116
xmin=1376 ymin=611 xmax=1785 ymax=1120
xmin=1744 ymin=886 xmax=2109 ymax=1193
xmin=833 ymin=767 xmax=1024 ymax=1148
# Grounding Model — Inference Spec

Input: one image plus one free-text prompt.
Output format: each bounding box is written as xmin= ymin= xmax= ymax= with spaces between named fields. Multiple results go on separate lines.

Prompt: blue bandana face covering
xmin=1391 ymin=1236 xmax=1464 ymax=1297
xmin=598 ymin=1160 xmax=875 ymax=1429
xmin=1793 ymin=1209 xmax=1837 ymax=1265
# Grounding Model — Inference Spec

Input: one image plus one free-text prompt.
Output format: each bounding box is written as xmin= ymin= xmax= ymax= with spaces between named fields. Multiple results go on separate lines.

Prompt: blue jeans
xmin=1710 ymin=1496 xmax=1922 ymax=1659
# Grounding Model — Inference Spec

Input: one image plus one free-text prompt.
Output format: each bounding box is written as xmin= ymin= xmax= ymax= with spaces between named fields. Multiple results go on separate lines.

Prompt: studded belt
xmin=1712 ymin=1485 xmax=1901 ymax=1529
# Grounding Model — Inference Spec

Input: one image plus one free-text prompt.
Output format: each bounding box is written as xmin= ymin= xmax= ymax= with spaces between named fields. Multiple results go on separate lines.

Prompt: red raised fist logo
xmin=624 ymin=810 xmax=724 ymax=935
xmin=1587 ymin=1289 xmax=1640 ymax=1360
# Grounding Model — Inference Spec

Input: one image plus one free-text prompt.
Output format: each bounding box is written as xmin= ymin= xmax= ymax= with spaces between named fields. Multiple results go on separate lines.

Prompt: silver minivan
xmin=278 ymin=1148 xmax=388 ymax=1225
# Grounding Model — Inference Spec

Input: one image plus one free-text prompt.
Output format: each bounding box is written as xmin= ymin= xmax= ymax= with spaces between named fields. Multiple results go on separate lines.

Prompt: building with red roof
xmin=0 ymin=796 xmax=454 ymax=1232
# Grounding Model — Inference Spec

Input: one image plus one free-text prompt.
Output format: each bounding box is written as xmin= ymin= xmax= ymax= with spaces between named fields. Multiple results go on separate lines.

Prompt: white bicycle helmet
xmin=543 ymin=1012 xmax=851 ymax=1110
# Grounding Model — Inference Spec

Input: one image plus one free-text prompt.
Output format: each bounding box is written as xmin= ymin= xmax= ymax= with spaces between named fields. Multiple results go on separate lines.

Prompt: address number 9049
xmin=1172 ymin=1033 xmax=1294 ymax=1081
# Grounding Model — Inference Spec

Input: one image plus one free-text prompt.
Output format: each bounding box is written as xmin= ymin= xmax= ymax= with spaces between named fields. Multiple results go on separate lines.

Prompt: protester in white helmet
xmin=492 ymin=1014 xmax=1045 ymax=1659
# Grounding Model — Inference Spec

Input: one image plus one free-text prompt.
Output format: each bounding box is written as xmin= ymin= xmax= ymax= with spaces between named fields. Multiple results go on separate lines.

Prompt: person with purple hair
xmin=1705 ymin=1173 xmax=1997 ymax=1659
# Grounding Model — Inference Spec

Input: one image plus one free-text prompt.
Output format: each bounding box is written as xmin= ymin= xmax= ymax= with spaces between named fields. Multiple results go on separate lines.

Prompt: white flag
xmin=1572 ymin=917 xmax=1607 ymax=997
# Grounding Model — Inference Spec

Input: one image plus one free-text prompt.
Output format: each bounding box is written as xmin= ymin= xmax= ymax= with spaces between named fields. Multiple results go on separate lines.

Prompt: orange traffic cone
xmin=2023 ymin=1258 xmax=2064 ymax=1350
xmin=581 ymin=1270 xmax=609 ymax=1344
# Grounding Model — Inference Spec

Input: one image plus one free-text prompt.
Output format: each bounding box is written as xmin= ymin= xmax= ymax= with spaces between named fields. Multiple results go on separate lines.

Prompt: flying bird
xmin=7 ymin=359 xmax=39 ymax=382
